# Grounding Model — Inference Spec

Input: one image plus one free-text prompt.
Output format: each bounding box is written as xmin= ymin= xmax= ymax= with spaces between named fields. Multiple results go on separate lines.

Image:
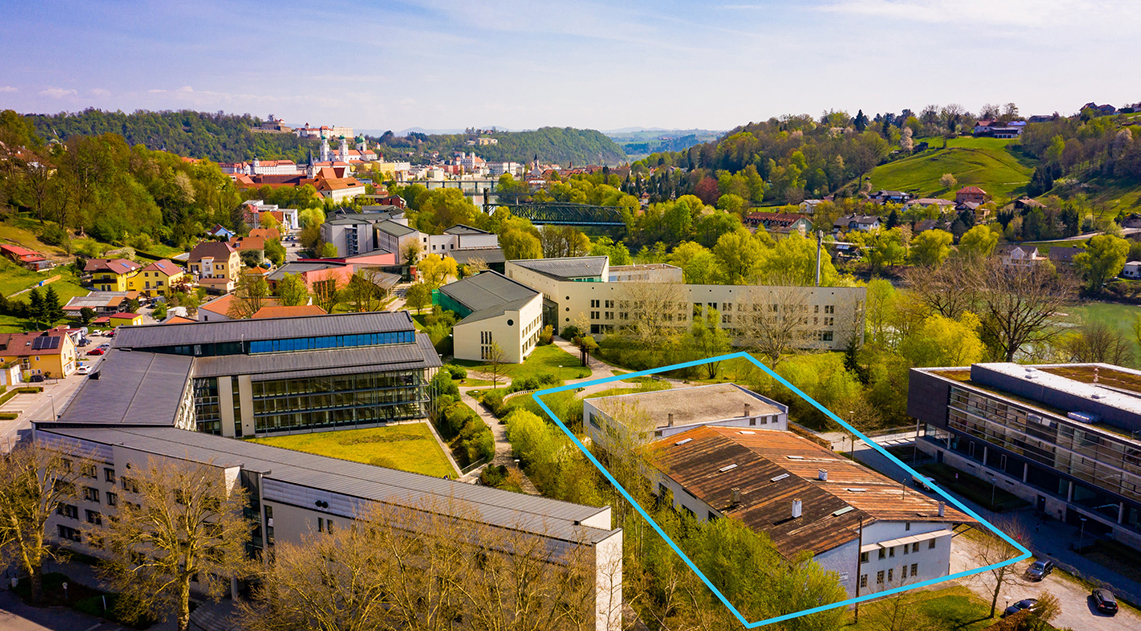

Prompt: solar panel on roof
xmin=31 ymin=336 xmax=60 ymax=350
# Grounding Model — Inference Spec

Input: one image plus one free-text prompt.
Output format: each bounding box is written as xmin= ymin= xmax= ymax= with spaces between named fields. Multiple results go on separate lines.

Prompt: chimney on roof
xmin=667 ymin=413 xmax=674 ymax=428
xmin=744 ymin=403 xmax=751 ymax=418
xmin=730 ymin=487 xmax=742 ymax=507
xmin=792 ymin=499 xmax=803 ymax=519
xmin=938 ymin=502 xmax=945 ymax=517
xmin=818 ymin=469 xmax=828 ymax=481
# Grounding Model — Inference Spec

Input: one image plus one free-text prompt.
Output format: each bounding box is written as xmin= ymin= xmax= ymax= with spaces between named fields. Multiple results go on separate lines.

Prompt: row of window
xmin=253 ymin=402 xmax=423 ymax=433
xmin=249 ymin=331 xmax=415 ymax=354
xmin=859 ymin=539 xmax=934 ymax=564
xmin=859 ymin=563 xmax=921 ymax=588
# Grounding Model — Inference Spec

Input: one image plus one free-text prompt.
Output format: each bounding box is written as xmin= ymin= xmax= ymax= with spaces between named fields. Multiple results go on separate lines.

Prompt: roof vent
xmin=719 ymin=463 xmax=738 ymax=473
xmin=739 ymin=430 xmax=755 ymax=435
xmin=832 ymin=506 xmax=855 ymax=516
xmin=846 ymin=488 xmax=867 ymax=492
xmin=787 ymin=455 xmax=804 ymax=460
xmin=791 ymin=499 xmax=802 ymax=519
xmin=771 ymin=473 xmax=790 ymax=482
xmin=674 ymin=438 xmax=692 ymax=446
xmin=818 ymin=469 xmax=828 ymax=481
xmin=730 ymin=487 xmax=742 ymax=507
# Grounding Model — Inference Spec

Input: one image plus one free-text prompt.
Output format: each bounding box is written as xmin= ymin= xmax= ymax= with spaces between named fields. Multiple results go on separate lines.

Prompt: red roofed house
xmin=85 ymin=259 xmax=142 ymax=291
xmin=744 ymin=212 xmax=814 ymax=237
xmin=955 ymin=186 xmax=989 ymax=206
xmin=1 ymin=244 xmax=53 ymax=271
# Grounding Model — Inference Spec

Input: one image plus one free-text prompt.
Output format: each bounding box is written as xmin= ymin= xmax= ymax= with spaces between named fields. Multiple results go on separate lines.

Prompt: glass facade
xmin=248 ymin=370 xmax=425 ymax=433
xmin=936 ymin=385 xmax=1141 ymax=531
xmin=249 ymin=331 xmax=414 ymax=355
xmin=194 ymin=377 xmax=222 ymax=435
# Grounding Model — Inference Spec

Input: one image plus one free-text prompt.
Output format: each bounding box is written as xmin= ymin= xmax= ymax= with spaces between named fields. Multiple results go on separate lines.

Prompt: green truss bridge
xmin=484 ymin=202 xmax=626 ymax=226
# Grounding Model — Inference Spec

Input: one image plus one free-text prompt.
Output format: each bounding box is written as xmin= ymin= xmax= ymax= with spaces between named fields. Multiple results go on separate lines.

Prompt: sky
xmin=1 ymin=0 xmax=1137 ymax=133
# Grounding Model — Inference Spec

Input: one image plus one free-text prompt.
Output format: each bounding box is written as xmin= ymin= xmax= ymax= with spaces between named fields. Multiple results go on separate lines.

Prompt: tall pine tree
xmin=28 ymin=288 xmax=45 ymax=330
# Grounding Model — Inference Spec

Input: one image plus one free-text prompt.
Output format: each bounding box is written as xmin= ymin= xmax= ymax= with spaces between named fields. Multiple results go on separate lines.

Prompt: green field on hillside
xmin=1057 ymin=301 xmax=1141 ymax=367
xmin=866 ymin=136 xmax=1034 ymax=200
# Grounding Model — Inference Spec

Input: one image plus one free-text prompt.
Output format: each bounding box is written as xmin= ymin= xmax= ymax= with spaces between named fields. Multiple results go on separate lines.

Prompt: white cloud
xmin=39 ymin=88 xmax=77 ymax=98
xmin=90 ymin=88 xmax=111 ymax=96
xmin=816 ymin=0 xmax=1134 ymax=28
xmin=176 ymin=85 xmax=194 ymax=93
xmin=0 ymin=86 xmax=17 ymax=93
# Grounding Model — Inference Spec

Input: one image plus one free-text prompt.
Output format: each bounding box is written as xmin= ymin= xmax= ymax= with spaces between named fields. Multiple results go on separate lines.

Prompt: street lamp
xmin=46 ymin=393 xmax=57 ymax=420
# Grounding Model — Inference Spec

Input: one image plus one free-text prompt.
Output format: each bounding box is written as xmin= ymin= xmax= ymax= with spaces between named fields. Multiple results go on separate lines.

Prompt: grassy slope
xmin=866 ymin=137 xmax=1034 ymax=200
xmin=249 ymin=423 xmax=456 ymax=478
xmin=453 ymin=344 xmax=591 ymax=382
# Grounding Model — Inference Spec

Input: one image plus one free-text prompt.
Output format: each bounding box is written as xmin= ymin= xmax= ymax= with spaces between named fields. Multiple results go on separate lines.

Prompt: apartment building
xmin=909 ymin=362 xmax=1141 ymax=551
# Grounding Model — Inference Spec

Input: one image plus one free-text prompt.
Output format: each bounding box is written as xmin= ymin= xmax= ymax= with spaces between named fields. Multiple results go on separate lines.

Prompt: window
xmin=83 ymin=487 xmax=100 ymax=503
xmin=265 ymin=505 xmax=275 ymax=545
xmin=929 ymin=538 xmax=936 ymax=549
xmin=860 ymin=552 xmax=869 ymax=563
xmin=749 ymin=418 xmax=756 ymax=426
xmin=878 ymin=548 xmax=886 ymax=560
xmin=106 ymin=492 xmax=118 ymax=506
xmin=860 ymin=574 xmax=868 ymax=588
xmin=121 ymin=477 xmax=138 ymax=493
xmin=318 ymin=517 xmax=324 ymax=533
xmin=590 ymin=299 xmax=600 ymax=308
xmin=905 ymin=522 xmax=911 ymax=531
xmin=80 ymin=463 xmax=97 ymax=479
xmin=824 ymin=305 xmax=835 ymax=314
xmin=327 ymin=519 xmax=334 ymax=534
xmin=605 ymin=300 xmax=614 ymax=308
xmin=104 ymin=468 xmax=115 ymax=483
xmin=86 ymin=510 xmax=102 ymax=526
xmin=57 ymin=525 xmax=81 ymax=542
xmin=911 ymin=563 xmax=918 ymax=576
xmin=887 ymin=568 xmax=894 ymax=583
xmin=902 ymin=565 xmax=908 ymax=579
xmin=912 ymin=542 xmax=919 ymax=553
xmin=876 ymin=570 xmax=885 ymax=585
xmin=56 ymin=503 xmax=78 ymax=519
xmin=888 ymin=546 xmax=895 ymax=557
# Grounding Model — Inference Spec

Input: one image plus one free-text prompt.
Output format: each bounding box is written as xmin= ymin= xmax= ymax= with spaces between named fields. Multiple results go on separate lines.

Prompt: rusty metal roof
xmin=649 ymin=426 xmax=972 ymax=559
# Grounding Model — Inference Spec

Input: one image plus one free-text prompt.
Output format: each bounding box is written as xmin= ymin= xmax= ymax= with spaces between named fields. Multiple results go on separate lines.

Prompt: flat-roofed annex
xmin=590 ymin=383 xmax=781 ymax=429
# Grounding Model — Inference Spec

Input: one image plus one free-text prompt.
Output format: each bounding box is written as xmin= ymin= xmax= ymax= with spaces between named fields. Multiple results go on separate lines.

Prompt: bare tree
xmin=538 ymin=225 xmax=590 ymax=259
xmin=96 ymin=458 xmax=251 ymax=631
xmin=240 ymin=498 xmax=597 ymax=631
xmin=0 ymin=439 xmax=81 ymax=605
xmin=973 ymin=258 xmax=1075 ymax=362
xmin=905 ymin=257 xmax=976 ymax=320
xmin=312 ymin=277 xmax=343 ymax=314
xmin=971 ymin=518 xmax=1029 ymax=618
xmin=485 ymin=341 xmax=509 ymax=388
xmin=463 ymin=256 xmax=489 ymax=276
xmin=740 ymin=283 xmax=811 ymax=367
xmin=615 ymin=280 xmax=688 ymax=346
xmin=226 ymin=273 xmax=271 ymax=319
xmin=345 ymin=268 xmax=386 ymax=312
xmin=1063 ymin=321 xmax=1133 ymax=365
xmin=861 ymin=576 xmax=937 ymax=631
xmin=401 ymin=238 xmax=422 ymax=265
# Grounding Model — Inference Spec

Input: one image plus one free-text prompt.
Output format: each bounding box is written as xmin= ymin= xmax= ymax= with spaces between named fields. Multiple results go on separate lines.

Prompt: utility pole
xmin=815 ymin=230 xmax=824 ymax=287
xmin=854 ymin=517 xmax=864 ymax=622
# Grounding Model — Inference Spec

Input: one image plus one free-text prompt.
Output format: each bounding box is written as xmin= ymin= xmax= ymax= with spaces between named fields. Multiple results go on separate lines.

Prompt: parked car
xmin=1002 ymin=598 xmax=1037 ymax=618
xmin=76 ymin=365 xmax=91 ymax=375
xmin=913 ymin=476 xmax=936 ymax=491
xmin=87 ymin=348 xmax=105 ymax=356
xmin=1026 ymin=560 xmax=1054 ymax=581
xmin=1092 ymin=588 xmax=1118 ymax=615
xmin=28 ymin=374 xmax=45 ymax=383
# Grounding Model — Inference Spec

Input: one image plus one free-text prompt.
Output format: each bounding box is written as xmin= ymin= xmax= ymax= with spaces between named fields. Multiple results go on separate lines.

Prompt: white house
xmin=438 ymin=272 xmax=544 ymax=364
xmin=1122 ymin=261 xmax=1141 ymax=279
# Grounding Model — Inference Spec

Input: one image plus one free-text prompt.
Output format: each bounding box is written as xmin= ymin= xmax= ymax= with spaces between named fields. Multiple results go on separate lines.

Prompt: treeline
xmin=375 ymin=127 xmax=627 ymax=165
xmin=24 ymin=109 xmax=321 ymax=164
xmin=1022 ymin=113 xmax=1141 ymax=196
xmin=1 ymin=111 xmax=244 ymax=250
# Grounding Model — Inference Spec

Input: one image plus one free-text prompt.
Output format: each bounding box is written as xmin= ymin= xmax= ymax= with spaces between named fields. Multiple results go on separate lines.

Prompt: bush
xmin=39 ymin=223 xmax=68 ymax=247
xmin=560 ymin=324 xmax=582 ymax=341
xmin=480 ymin=464 xmax=509 ymax=487
xmin=539 ymin=324 xmax=553 ymax=345
xmin=430 ymin=370 xmax=459 ymax=399
xmin=444 ymin=364 xmax=468 ymax=380
xmin=481 ymin=388 xmax=509 ymax=417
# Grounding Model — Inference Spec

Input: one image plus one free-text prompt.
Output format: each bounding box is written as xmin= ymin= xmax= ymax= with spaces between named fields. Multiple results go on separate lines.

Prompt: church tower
xmin=320 ymin=137 xmax=331 ymax=163
xmin=339 ymin=137 xmax=349 ymax=162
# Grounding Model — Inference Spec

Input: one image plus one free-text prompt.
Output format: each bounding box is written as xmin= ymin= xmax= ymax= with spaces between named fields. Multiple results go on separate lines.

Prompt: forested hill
xmin=25 ymin=109 xmax=319 ymax=164
xmin=376 ymin=127 xmax=628 ymax=166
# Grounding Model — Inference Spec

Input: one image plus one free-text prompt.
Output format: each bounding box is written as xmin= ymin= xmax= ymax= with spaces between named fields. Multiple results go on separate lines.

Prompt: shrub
xmin=444 ymin=364 xmax=468 ymax=380
xmin=480 ymin=464 xmax=509 ymax=487
xmin=430 ymin=370 xmax=459 ymax=399
xmin=481 ymin=388 xmax=509 ymax=416
xmin=539 ymin=324 xmax=553 ymax=345
xmin=39 ymin=223 xmax=68 ymax=247
xmin=560 ymin=324 xmax=581 ymax=341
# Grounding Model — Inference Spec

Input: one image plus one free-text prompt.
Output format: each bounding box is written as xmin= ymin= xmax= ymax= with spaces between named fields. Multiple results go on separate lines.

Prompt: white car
xmin=76 ymin=365 xmax=91 ymax=375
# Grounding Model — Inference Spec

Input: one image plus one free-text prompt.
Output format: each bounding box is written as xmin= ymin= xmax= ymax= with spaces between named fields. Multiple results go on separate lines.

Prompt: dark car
xmin=1002 ymin=599 xmax=1037 ymax=618
xmin=28 ymin=374 xmax=45 ymax=383
xmin=1092 ymin=588 xmax=1118 ymax=615
xmin=1026 ymin=560 xmax=1054 ymax=581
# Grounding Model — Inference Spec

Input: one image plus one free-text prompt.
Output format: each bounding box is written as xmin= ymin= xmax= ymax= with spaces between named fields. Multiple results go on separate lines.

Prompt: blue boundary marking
xmin=532 ymin=351 xmax=1032 ymax=628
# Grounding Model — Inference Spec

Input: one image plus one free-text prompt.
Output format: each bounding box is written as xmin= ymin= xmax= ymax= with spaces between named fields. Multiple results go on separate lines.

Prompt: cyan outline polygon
xmin=532 ymin=351 xmax=1032 ymax=628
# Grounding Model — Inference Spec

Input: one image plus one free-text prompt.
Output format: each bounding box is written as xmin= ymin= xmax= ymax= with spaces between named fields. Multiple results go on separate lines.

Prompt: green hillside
xmin=865 ymin=136 xmax=1035 ymax=200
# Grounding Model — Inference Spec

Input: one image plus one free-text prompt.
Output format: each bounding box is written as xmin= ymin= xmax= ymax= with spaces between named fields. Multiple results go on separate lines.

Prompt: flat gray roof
xmin=589 ymin=383 xmax=783 ymax=429
xmin=511 ymin=256 xmax=607 ymax=280
xmin=449 ymin=248 xmax=506 ymax=265
xmin=38 ymin=424 xmax=616 ymax=544
xmin=114 ymin=311 xmax=415 ymax=349
xmin=439 ymin=271 xmax=539 ymax=313
xmin=443 ymin=224 xmax=489 ymax=235
xmin=374 ymin=220 xmax=416 ymax=237
xmin=267 ymin=262 xmax=345 ymax=281
xmin=58 ymin=350 xmax=194 ymax=426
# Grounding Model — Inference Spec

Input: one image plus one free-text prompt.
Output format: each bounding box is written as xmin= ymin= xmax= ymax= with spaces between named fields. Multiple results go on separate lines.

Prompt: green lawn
xmin=454 ymin=344 xmax=591 ymax=382
xmin=249 ymin=423 xmax=457 ymax=478
xmin=844 ymin=585 xmax=998 ymax=631
xmin=866 ymin=136 xmax=1034 ymax=200
xmin=1057 ymin=301 xmax=1141 ymax=367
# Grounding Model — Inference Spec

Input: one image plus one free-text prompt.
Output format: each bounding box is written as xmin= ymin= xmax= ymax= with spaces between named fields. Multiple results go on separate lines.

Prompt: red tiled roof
xmin=140 ymin=259 xmax=182 ymax=276
xmin=958 ymin=186 xmax=987 ymax=194
xmin=252 ymin=305 xmax=327 ymax=319
xmin=84 ymin=258 xmax=141 ymax=275
xmin=109 ymin=312 xmax=141 ymax=320
xmin=0 ymin=331 xmax=70 ymax=357
xmin=189 ymin=241 xmax=236 ymax=262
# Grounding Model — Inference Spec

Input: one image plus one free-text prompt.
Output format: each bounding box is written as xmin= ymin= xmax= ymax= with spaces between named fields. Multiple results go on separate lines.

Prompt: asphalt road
xmin=0 ymin=343 xmax=103 ymax=452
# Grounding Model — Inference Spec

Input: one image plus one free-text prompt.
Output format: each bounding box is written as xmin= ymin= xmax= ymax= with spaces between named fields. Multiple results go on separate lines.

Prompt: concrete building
xmin=322 ymin=216 xmax=376 ymax=257
xmin=503 ymin=256 xmax=865 ymax=350
xmin=584 ymin=383 xmax=787 ymax=446
xmin=422 ymin=224 xmax=499 ymax=256
xmin=35 ymin=310 xmax=624 ymax=631
xmin=437 ymin=272 xmax=543 ymax=364
xmin=85 ymin=312 xmax=440 ymax=438
xmin=909 ymin=362 xmax=1141 ymax=551
xmin=647 ymin=424 xmax=971 ymax=597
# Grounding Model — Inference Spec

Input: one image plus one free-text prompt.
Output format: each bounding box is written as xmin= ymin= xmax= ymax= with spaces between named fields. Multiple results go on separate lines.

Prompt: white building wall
xmin=452 ymin=294 xmax=543 ymax=364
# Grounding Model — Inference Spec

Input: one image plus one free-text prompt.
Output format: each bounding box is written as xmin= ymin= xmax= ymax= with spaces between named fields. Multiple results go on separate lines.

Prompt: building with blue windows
xmin=74 ymin=312 xmax=442 ymax=437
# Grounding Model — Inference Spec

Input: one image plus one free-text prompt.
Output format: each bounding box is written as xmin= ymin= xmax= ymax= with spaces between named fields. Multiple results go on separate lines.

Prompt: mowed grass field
xmin=867 ymin=136 xmax=1034 ymax=200
xmin=1057 ymin=301 xmax=1141 ymax=367
xmin=454 ymin=343 xmax=591 ymax=382
xmin=249 ymin=423 xmax=458 ymax=478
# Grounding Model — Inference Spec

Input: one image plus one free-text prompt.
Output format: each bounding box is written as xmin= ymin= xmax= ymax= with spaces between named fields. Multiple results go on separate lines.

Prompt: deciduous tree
xmin=1074 ymin=234 xmax=1129 ymax=292
xmin=0 ymin=440 xmax=81 ymax=606
xmin=417 ymin=253 xmax=457 ymax=290
xmin=97 ymin=458 xmax=251 ymax=631
xmin=404 ymin=282 xmax=431 ymax=313
xmin=909 ymin=229 xmax=954 ymax=267
xmin=273 ymin=273 xmax=309 ymax=307
xmin=971 ymin=518 xmax=1029 ymax=618
xmin=226 ymin=274 xmax=271 ymax=319
xmin=957 ymin=225 xmax=999 ymax=259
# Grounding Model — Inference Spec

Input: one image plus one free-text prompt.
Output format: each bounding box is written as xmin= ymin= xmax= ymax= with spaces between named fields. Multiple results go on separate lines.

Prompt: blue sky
xmin=1 ymin=0 xmax=1136 ymax=132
